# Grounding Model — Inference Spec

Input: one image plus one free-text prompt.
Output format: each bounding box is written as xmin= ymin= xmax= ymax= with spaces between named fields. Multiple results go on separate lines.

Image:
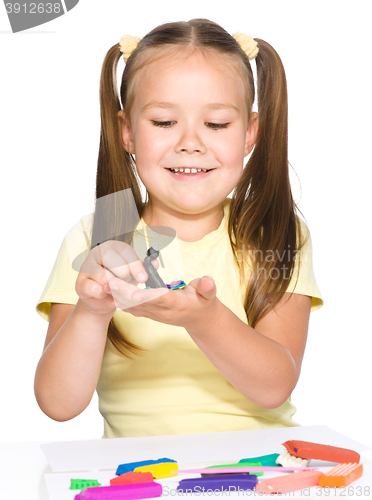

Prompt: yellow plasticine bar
xmin=318 ymin=463 xmax=363 ymax=488
xmin=134 ymin=462 xmax=178 ymax=479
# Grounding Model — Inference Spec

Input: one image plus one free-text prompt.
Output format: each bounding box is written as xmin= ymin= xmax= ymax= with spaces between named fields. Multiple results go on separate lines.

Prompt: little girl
xmin=35 ymin=18 xmax=323 ymax=438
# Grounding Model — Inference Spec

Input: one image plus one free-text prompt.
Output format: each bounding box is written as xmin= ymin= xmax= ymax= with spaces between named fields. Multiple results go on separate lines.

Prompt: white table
xmin=1 ymin=426 xmax=371 ymax=500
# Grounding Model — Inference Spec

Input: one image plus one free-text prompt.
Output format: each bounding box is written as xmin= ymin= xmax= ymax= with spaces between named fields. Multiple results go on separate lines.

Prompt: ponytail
xmin=229 ymin=39 xmax=305 ymax=327
xmin=91 ymin=44 xmax=146 ymax=356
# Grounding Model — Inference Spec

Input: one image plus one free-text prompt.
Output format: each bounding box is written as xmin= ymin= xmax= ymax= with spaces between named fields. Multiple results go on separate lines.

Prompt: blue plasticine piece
xmin=116 ymin=458 xmax=176 ymax=476
xmin=177 ymin=474 xmax=258 ymax=492
xmin=145 ymin=280 xmax=186 ymax=290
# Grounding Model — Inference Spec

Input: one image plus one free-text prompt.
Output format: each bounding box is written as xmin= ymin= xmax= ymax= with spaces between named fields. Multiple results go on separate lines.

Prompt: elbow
xmin=254 ymin=389 xmax=294 ymax=410
xmin=35 ymin=394 xmax=83 ymax=422
xmin=261 ymin=393 xmax=293 ymax=410
xmin=261 ymin=358 xmax=300 ymax=409
xmin=40 ymin=409 xmax=75 ymax=423
xmin=34 ymin=381 xmax=85 ymax=422
xmin=250 ymin=372 xmax=299 ymax=409
xmin=34 ymin=390 xmax=75 ymax=422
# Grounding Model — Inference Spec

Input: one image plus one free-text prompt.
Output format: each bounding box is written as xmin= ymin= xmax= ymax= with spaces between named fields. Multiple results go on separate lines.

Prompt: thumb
xmin=192 ymin=276 xmax=216 ymax=301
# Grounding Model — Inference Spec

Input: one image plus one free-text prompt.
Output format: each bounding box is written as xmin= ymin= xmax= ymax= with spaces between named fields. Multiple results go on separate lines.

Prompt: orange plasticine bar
xmin=110 ymin=472 xmax=154 ymax=486
xmin=282 ymin=440 xmax=360 ymax=463
xmin=318 ymin=463 xmax=363 ymax=488
xmin=257 ymin=470 xmax=324 ymax=494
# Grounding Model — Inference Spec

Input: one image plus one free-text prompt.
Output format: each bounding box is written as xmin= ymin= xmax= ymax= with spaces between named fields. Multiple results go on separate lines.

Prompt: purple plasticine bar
xmin=177 ymin=474 xmax=258 ymax=492
xmin=257 ymin=470 xmax=324 ymax=494
xmin=165 ymin=280 xmax=186 ymax=289
xmin=74 ymin=482 xmax=162 ymax=500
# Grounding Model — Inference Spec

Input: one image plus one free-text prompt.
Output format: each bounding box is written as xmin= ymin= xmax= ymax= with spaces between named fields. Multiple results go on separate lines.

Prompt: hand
xmin=102 ymin=275 xmax=220 ymax=330
xmin=75 ymin=240 xmax=157 ymax=317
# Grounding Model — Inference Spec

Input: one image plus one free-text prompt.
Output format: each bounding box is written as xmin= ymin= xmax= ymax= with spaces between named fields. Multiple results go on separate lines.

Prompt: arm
xmin=184 ymin=291 xmax=311 ymax=409
xmin=35 ymin=240 xmax=155 ymax=421
xmin=34 ymin=300 xmax=113 ymax=421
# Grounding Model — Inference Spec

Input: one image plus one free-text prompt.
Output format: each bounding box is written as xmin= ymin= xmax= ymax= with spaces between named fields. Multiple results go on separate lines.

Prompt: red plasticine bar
xmin=283 ymin=440 xmax=360 ymax=463
xmin=110 ymin=471 xmax=153 ymax=485
xmin=73 ymin=482 xmax=162 ymax=500
xmin=318 ymin=463 xmax=363 ymax=488
xmin=257 ymin=470 xmax=324 ymax=494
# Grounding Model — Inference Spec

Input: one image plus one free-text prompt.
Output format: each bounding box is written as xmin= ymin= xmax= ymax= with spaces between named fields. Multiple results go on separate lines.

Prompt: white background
xmin=1 ymin=1 xmax=371 ymax=448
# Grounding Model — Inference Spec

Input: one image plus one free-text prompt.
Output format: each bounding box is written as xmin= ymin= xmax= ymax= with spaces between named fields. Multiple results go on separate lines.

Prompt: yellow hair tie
xmin=232 ymin=33 xmax=259 ymax=60
xmin=119 ymin=34 xmax=141 ymax=62
xmin=118 ymin=33 xmax=258 ymax=63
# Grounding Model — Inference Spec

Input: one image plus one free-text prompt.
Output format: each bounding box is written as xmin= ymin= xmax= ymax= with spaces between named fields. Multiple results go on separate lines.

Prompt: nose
xmin=174 ymin=127 xmax=207 ymax=154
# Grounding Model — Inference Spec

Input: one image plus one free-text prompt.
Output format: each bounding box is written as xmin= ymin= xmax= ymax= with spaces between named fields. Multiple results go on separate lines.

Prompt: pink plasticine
xmin=257 ymin=470 xmax=324 ymax=494
xmin=175 ymin=466 xmax=316 ymax=474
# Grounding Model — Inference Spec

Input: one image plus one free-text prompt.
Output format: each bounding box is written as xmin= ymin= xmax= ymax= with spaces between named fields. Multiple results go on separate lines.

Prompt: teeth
xmin=169 ymin=168 xmax=209 ymax=174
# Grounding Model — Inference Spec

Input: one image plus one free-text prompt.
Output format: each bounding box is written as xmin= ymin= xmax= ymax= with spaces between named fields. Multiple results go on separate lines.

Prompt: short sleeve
xmin=36 ymin=214 xmax=94 ymax=322
xmin=286 ymin=217 xmax=324 ymax=312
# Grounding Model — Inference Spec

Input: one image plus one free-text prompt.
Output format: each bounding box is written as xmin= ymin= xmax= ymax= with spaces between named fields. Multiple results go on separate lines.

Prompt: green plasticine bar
xmin=70 ymin=479 xmax=101 ymax=490
xmin=239 ymin=454 xmax=280 ymax=467
xmin=207 ymin=462 xmax=263 ymax=476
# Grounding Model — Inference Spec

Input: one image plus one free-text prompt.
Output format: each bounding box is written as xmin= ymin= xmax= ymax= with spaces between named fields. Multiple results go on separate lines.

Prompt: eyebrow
xmin=141 ymin=101 xmax=240 ymax=113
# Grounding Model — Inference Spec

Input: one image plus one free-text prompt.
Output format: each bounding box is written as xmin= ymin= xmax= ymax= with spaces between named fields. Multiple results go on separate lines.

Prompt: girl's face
xmin=119 ymin=49 xmax=258 ymax=219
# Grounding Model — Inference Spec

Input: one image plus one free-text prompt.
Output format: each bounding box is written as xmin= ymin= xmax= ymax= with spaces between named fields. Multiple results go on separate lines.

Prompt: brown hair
xmin=92 ymin=18 xmax=305 ymax=356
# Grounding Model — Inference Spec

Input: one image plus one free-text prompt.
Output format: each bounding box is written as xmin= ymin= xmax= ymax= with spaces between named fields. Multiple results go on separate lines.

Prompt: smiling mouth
xmin=167 ymin=168 xmax=213 ymax=175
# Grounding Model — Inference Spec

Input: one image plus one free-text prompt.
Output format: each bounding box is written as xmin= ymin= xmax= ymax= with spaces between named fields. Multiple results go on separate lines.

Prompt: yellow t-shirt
xmin=36 ymin=198 xmax=323 ymax=438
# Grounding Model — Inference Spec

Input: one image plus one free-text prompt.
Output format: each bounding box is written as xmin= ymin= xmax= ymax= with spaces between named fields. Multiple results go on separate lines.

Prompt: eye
xmin=152 ymin=121 xmax=175 ymax=128
xmin=206 ymin=123 xmax=230 ymax=130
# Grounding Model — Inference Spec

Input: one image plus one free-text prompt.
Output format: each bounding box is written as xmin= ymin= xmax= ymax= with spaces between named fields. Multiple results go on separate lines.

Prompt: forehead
xmin=131 ymin=47 xmax=249 ymax=113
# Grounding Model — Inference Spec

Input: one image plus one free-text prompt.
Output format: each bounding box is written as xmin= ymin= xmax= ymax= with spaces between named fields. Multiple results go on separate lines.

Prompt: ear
xmin=117 ymin=110 xmax=135 ymax=154
xmin=244 ymin=112 xmax=259 ymax=157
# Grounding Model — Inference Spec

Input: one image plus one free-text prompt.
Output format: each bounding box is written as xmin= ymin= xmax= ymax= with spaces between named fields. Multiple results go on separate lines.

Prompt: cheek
xmin=216 ymin=132 xmax=246 ymax=166
xmin=134 ymin=127 xmax=169 ymax=160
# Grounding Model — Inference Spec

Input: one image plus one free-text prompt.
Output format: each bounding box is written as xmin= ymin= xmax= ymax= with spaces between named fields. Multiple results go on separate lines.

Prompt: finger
xmin=99 ymin=242 xmax=150 ymax=284
xmin=101 ymin=278 xmax=161 ymax=311
xmin=80 ymin=242 xmax=145 ymax=284
xmin=130 ymin=286 xmax=170 ymax=305
xmin=79 ymin=254 xmax=117 ymax=286
xmin=190 ymin=276 xmax=216 ymax=300
xmin=76 ymin=274 xmax=108 ymax=301
xmin=148 ymin=258 xmax=160 ymax=270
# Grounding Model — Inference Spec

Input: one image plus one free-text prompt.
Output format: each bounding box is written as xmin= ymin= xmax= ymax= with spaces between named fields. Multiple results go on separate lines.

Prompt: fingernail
xmin=110 ymin=285 xmax=119 ymax=290
xmin=137 ymin=272 xmax=147 ymax=282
